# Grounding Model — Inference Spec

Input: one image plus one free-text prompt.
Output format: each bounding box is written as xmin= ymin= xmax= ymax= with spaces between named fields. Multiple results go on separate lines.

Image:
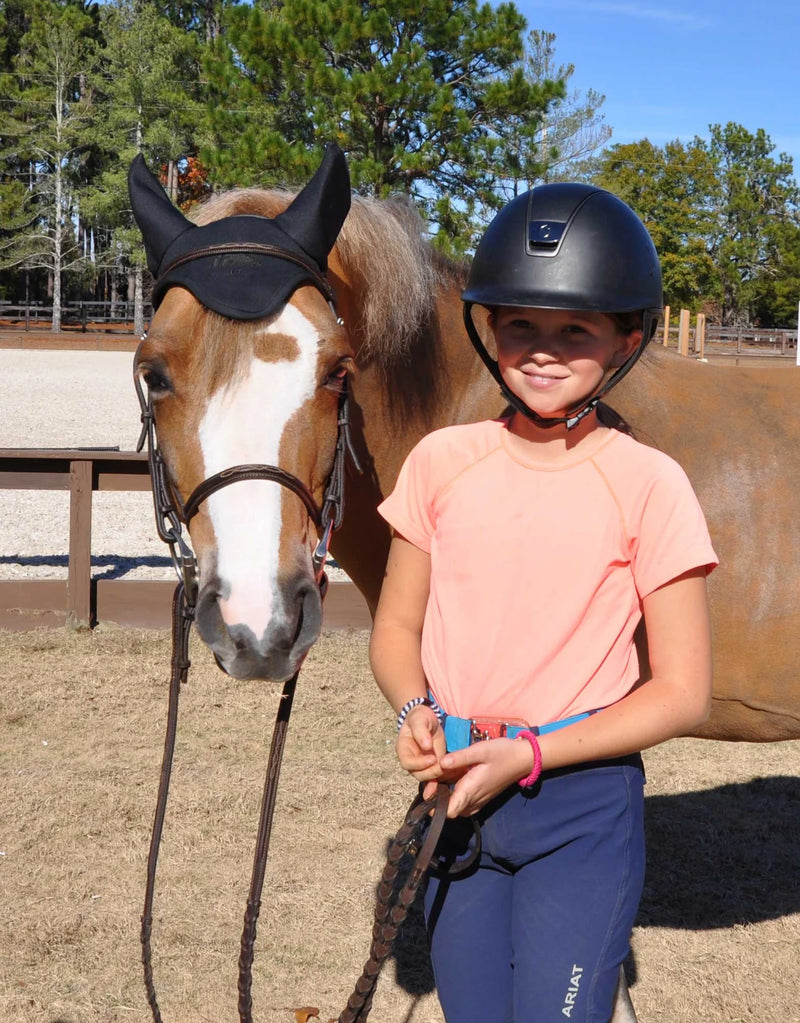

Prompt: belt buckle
xmin=468 ymin=717 xmax=527 ymax=744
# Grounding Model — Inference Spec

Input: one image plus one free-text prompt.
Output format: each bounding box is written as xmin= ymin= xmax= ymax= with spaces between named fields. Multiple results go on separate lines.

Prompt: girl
xmin=369 ymin=183 xmax=717 ymax=1023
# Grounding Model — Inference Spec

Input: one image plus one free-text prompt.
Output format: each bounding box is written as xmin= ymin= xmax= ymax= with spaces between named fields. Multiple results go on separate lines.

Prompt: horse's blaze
xmin=193 ymin=304 xmax=323 ymax=674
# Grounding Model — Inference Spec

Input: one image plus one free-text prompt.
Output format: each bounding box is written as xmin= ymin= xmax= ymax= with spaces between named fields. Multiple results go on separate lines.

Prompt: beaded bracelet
xmin=515 ymin=730 xmax=543 ymax=787
xmin=396 ymin=696 xmax=444 ymax=732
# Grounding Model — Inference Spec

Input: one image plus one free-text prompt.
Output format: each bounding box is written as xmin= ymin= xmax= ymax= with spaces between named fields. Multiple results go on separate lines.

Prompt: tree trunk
xmin=205 ymin=0 xmax=220 ymax=42
xmin=133 ymin=266 xmax=145 ymax=337
xmin=52 ymin=161 xmax=63 ymax=333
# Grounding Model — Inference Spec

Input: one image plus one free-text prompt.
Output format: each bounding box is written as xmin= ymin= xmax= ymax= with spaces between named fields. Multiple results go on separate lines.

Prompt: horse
xmin=129 ymin=150 xmax=798 ymax=1023
xmin=131 ymin=157 xmax=800 ymax=743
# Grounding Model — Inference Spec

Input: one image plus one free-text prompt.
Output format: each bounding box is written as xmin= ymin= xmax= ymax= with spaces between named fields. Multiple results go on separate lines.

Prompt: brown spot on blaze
xmin=254 ymin=329 xmax=300 ymax=362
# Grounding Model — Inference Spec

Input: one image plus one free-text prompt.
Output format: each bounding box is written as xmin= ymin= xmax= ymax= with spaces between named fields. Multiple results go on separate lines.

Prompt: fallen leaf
xmin=293 ymin=1007 xmax=320 ymax=1023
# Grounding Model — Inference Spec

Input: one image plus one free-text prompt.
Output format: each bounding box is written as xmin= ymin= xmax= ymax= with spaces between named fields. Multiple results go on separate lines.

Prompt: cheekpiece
xmin=127 ymin=144 xmax=351 ymax=321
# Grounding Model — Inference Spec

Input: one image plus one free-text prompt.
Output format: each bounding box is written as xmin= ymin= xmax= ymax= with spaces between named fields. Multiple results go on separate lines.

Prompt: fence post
xmin=696 ymin=313 xmax=706 ymax=359
xmin=662 ymin=305 xmax=670 ymax=346
xmin=678 ymin=309 xmax=690 ymax=356
xmin=67 ymin=459 xmax=93 ymax=629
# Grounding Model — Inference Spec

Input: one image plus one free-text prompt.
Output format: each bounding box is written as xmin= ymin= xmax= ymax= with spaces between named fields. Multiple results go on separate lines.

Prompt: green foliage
xmin=84 ymin=0 xmax=202 ymax=241
xmin=703 ymin=123 xmax=800 ymax=325
xmin=201 ymin=0 xmax=561 ymax=252
xmin=0 ymin=0 xmax=99 ymax=291
xmin=594 ymin=128 xmax=800 ymax=327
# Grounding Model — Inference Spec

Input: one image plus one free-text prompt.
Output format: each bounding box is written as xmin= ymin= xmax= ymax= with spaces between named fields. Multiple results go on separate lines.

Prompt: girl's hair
xmin=608 ymin=311 xmax=645 ymax=334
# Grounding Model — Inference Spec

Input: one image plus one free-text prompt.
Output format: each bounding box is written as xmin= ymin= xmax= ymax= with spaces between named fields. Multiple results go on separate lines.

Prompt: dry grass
xmin=1 ymin=626 xmax=798 ymax=1023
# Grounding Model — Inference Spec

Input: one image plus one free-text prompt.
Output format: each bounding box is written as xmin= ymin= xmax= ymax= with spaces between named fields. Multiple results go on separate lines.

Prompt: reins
xmin=135 ymin=350 xmax=456 ymax=1022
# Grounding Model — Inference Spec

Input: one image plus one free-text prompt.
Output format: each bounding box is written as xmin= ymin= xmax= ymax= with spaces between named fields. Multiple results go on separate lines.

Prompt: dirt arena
xmin=1 ymin=627 xmax=799 ymax=1023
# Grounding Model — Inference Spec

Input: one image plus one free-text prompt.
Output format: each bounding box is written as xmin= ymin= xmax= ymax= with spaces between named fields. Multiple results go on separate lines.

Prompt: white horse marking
xmin=197 ymin=305 xmax=320 ymax=634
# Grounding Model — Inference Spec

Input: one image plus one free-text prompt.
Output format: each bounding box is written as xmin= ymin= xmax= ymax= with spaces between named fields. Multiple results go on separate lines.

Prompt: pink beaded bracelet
xmin=516 ymin=730 xmax=542 ymax=788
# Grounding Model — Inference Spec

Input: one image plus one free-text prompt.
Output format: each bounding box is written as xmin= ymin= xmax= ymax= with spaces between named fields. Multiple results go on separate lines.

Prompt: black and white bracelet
xmin=396 ymin=696 xmax=445 ymax=732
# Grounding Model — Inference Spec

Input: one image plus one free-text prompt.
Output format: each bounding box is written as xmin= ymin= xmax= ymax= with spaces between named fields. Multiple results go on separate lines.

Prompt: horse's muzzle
xmin=194 ymin=572 xmax=323 ymax=681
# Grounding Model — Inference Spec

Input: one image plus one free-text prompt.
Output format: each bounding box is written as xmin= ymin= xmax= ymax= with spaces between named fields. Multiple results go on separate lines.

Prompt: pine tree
xmin=0 ymin=0 xmax=99 ymax=330
xmin=201 ymin=0 xmax=563 ymax=253
xmin=85 ymin=0 xmax=202 ymax=334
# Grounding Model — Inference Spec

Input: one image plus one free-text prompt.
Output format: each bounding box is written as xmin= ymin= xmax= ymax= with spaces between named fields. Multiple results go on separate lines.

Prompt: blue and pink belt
xmin=439 ymin=707 xmax=601 ymax=752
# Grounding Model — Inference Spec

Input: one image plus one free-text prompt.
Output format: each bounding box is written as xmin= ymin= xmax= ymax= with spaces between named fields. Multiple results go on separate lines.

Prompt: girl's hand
xmin=396 ymin=705 xmax=447 ymax=781
xmin=437 ymin=738 xmax=533 ymax=818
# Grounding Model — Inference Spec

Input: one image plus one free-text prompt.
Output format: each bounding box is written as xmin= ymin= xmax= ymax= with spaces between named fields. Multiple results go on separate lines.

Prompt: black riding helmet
xmin=462 ymin=183 xmax=663 ymax=429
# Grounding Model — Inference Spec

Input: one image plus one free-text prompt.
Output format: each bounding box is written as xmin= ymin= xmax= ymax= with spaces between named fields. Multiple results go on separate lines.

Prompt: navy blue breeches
xmin=424 ymin=754 xmax=645 ymax=1023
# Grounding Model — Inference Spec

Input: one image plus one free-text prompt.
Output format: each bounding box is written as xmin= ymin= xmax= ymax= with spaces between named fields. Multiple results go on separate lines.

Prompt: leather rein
xmin=134 ymin=286 xmax=455 ymax=1022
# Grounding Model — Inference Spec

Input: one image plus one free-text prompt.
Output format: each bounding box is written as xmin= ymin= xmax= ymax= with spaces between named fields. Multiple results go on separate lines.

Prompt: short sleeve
xmin=631 ymin=457 xmax=718 ymax=598
xmin=377 ymin=436 xmax=437 ymax=552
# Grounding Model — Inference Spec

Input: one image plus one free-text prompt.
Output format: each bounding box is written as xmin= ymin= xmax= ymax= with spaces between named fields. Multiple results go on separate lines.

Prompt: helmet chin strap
xmin=463 ymin=304 xmax=658 ymax=431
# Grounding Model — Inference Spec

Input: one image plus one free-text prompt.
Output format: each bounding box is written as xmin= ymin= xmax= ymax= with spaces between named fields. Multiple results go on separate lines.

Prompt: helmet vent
xmin=528 ymin=220 xmax=565 ymax=253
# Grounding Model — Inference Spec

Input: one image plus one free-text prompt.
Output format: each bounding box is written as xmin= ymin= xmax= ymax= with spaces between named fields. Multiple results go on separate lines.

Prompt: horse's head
xmin=129 ymin=147 xmax=355 ymax=681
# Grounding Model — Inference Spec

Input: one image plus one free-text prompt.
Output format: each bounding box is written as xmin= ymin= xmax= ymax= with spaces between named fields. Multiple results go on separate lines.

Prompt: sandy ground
xmin=0 ymin=348 xmax=171 ymax=579
xmin=1 ymin=627 xmax=799 ymax=1023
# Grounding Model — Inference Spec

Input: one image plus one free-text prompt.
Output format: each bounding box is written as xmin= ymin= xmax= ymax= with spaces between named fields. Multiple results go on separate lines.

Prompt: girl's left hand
xmin=434 ymin=738 xmax=534 ymax=818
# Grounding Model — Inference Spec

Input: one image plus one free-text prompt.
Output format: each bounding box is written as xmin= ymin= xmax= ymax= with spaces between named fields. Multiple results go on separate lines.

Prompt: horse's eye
xmin=140 ymin=367 xmax=172 ymax=396
xmin=322 ymin=360 xmax=352 ymax=392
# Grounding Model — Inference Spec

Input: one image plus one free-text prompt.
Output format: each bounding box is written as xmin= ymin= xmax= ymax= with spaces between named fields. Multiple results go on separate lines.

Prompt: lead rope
xmin=337 ymin=784 xmax=450 ymax=1023
xmin=238 ymin=670 xmax=300 ymax=1020
xmin=141 ymin=581 xmax=195 ymax=1023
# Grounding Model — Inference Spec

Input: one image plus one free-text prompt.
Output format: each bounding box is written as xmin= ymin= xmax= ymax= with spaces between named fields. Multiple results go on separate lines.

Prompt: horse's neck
xmin=332 ymin=282 xmax=502 ymax=610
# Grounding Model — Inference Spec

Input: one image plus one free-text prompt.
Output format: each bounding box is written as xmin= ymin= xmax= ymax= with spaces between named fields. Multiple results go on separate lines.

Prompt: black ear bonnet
xmin=127 ymin=144 xmax=351 ymax=321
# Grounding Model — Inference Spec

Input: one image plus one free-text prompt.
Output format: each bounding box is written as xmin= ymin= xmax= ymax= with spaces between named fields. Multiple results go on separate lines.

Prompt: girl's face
xmin=491 ymin=306 xmax=642 ymax=420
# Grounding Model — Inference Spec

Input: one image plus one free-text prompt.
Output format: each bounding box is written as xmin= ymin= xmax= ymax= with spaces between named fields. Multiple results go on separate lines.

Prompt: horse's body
xmin=138 ymin=183 xmax=800 ymax=742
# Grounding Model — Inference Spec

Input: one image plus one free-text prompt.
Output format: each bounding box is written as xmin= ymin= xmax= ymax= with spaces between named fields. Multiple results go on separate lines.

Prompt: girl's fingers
xmin=408 ymin=715 xmax=435 ymax=752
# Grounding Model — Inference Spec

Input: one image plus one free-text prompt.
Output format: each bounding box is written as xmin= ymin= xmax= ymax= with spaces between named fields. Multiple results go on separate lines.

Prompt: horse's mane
xmin=192 ymin=187 xmax=464 ymax=424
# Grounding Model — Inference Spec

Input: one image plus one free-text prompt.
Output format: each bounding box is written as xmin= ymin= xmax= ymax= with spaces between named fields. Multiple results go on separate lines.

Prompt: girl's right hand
xmin=396 ymin=705 xmax=447 ymax=780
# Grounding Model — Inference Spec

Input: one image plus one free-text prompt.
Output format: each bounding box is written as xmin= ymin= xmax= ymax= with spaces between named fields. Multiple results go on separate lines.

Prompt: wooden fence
xmin=659 ymin=306 xmax=798 ymax=358
xmin=0 ymin=448 xmax=370 ymax=631
xmin=0 ymin=300 xmax=151 ymax=333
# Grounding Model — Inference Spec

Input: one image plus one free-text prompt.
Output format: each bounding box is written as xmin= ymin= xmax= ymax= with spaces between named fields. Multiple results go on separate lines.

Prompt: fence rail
xmin=0 ymin=448 xmax=370 ymax=631
xmin=658 ymin=308 xmax=798 ymax=359
xmin=0 ymin=300 xmax=152 ymax=333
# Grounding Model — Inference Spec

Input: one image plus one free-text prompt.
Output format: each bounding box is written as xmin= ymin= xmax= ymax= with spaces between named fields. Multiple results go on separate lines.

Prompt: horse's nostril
xmin=291 ymin=579 xmax=318 ymax=645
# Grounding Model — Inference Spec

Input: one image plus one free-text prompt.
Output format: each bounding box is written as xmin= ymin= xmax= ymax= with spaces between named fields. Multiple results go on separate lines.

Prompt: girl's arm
xmin=369 ymin=535 xmax=445 ymax=778
xmin=440 ymin=567 xmax=713 ymax=817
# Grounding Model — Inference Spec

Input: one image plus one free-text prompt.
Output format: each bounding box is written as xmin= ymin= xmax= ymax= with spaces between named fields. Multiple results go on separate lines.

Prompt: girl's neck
xmin=504 ymin=409 xmax=611 ymax=464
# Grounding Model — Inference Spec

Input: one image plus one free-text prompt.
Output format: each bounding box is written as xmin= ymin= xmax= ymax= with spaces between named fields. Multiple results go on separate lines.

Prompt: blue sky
xmin=514 ymin=0 xmax=800 ymax=180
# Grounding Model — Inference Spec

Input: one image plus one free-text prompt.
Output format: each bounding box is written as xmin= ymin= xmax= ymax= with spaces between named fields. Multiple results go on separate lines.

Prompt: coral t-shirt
xmin=378 ymin=419 xmax=718 ymax=727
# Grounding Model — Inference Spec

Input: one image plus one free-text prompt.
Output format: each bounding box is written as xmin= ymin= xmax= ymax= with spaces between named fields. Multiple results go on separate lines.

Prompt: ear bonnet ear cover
xmin=127 ymin=144 xmax=351 ymax=321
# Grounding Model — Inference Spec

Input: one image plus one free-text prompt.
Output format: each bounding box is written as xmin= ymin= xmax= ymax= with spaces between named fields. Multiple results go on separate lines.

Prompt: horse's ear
xmin=128 ymin=154 xmax=193 ymax=276
xmin=275 ymin=144 xmax=351 ymax=265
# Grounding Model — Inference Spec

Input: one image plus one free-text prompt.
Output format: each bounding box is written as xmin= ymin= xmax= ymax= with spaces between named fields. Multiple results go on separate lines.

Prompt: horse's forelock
xmin=189 ymin=187 xmax=293 ymax=224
